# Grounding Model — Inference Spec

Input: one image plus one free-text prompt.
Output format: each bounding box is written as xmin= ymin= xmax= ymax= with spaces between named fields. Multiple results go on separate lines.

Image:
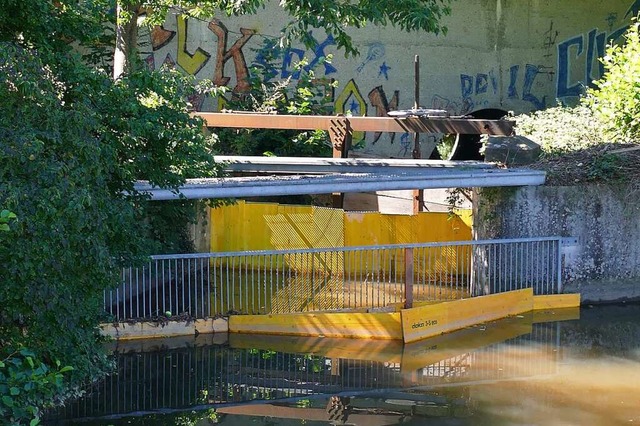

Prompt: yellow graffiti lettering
xmin=176 ymin=16 xmax=211 ymax=75
xmin=335 ymin=79 xmax=367 ymax=143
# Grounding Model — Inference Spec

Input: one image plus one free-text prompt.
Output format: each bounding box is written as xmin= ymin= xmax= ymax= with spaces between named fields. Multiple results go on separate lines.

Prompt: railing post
xmin=404 ymin=248 xmax=414 ymax=309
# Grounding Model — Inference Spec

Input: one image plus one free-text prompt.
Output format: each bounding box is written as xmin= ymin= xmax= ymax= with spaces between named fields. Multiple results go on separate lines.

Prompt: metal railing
xmin=104 ymin=237 xmax=564 ymax=321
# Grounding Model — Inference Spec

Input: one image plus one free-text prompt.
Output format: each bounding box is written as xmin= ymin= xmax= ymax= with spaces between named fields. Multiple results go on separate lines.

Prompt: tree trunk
xmin=113 ymin=2 xmax=140 ymax=80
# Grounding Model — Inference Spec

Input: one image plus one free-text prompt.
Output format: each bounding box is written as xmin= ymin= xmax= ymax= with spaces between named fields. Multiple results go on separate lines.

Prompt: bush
xmin=513 ymin=104 xmax=607 ymax=157
xmin=587 ymin=18 xmax=640 ymax=143
xmin=0 ymin=42 xmax=224 ymax=421
xmin=0 ymin=349 xmax=73 ymax=426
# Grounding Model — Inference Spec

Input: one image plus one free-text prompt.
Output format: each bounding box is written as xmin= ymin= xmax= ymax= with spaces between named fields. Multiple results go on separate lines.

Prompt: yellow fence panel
xmin=343 ymin=211 xmax=471 ymax=246
xmin=212 ymin=202 xmax=471 ymax=252
xmin=211 ymin=201 xmax=344 ymax=252
xmin=210 ymin=202 xmax=472 ymax=312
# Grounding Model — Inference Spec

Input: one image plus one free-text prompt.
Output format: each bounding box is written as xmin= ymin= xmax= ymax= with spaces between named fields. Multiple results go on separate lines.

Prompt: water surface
xmin=48 ymin=304 xmax=640 ymax=425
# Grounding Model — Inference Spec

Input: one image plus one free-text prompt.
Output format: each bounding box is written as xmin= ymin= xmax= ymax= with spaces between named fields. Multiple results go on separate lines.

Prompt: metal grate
xmin=105 ymin=237 xmax=564 ymax=321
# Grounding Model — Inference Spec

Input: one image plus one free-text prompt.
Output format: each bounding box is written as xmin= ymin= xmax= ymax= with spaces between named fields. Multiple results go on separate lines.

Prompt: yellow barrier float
xmin=103 ymin=290 xmax=579 ymax=342
xmin=229 ymin=289 xmax=580 ymax=343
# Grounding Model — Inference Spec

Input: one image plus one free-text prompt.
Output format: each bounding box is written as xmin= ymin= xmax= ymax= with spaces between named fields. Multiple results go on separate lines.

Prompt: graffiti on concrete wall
xmin=508 ymin=64 xmax=554 ymax=110
xmin=147 ymin=19 xmax=404 ymax=151
xmin=279 ymin=33 xmax=338 ymax=79
xmin=368 ymin=86 xmax=399 ymax=144
xmin=557 ymin=0 xmax=639 ymax=98
xmin=141 ymin=0 xmax=640 ymax=157
xmin=357 ymin=42 xmax=385 ymax=73
xmin=432 ymin=63 xmax=552 ymax=116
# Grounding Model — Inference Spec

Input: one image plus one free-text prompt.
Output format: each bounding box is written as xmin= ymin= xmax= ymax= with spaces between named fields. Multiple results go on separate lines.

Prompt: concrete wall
xmin=143 ymin=0 xmax=635 ymax=157
xmin=473 ymin=185 xmax=640 ymax=302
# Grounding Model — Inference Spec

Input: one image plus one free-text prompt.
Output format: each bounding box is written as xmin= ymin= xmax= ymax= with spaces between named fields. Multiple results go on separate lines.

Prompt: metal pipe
xmin=134 ymin=169 xmax=546 ymax=200
xmin=214 ymin=155 xmax=495 ymax=173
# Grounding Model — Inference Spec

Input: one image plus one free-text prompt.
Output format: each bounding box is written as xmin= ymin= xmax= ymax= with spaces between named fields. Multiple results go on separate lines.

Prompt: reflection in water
xmin=47 ymin=305 xmax=640 ymax=425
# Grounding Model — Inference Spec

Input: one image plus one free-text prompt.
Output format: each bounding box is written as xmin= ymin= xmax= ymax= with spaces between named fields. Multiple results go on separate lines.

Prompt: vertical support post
xmin=330 ymin=116 xmax=353 ymax=208
xmin=404 ymin=248 xmax=414 ymax=309
xmin=412 ymin=55 xmax=423 ymax=213
xmin=412 ymin=55 xmax=421 ymax=160
xmin=556 ymin=238 xmax=563 ymax=294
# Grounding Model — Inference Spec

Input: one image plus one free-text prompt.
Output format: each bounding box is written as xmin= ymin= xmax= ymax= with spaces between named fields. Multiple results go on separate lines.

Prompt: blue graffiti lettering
xmin=475 ymin=73 xmax=488 ymax=95
xmin=586 ymin=29 xmax=606 ymax=87
xmin=522 ymin=64 xmax=546 ymax=109
xmin=399 ymin=133 xmax=411 ymax=157
xmin=307 ymin=34 xmax=337 ymax=74
xmin=557 ymin=21 xmax=630 ymax=99
xmin=282 ymin=34 xmax=337 ymax=79
xmin=489 ymin=70 xmax=498 ymax=94
xmin=626 ymin=0 xmax=640 ymax=18
xmin=508 ymin=65 xmax=519 ymax=99
xmin=461 ymin=74 xmax=474 ymax=99
xmin=557 ymin=35 xmax=584 ymax=98
xmin=281 ymin=47 xmax=305 ymax=79
xmin=253 ymin=39 xmax=282 ymax=81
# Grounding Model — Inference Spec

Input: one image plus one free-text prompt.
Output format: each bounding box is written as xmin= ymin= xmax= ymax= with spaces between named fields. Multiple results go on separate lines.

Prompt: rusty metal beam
xmin=194 ymin=112 xmax=514 ymax=135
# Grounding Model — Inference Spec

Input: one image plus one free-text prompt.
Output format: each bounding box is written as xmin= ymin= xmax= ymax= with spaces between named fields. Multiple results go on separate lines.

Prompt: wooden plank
xmin=229 ymin=333 xmax=403 ymax=363
xmin=195 ymin=112 xmax=514 ymax=135
xmin=533 ymin=293 xmax=581 ymax=310
xmin=229 ymin=312 xmax=402 ymax=340
xmin=401 ymin=288 xmax=534 ymax=343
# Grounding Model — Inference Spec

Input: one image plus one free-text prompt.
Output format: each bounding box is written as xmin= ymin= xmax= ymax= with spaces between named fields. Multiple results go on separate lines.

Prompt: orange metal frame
xmin=193 ymin=111 xmax=515 ymax=208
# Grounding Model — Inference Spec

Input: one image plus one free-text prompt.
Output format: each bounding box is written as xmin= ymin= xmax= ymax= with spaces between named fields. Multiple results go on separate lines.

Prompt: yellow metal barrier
xmin=210 ymin=202 xmax=472 ymax=304
xmin=211 ymin=201 xmax=471 ymax=251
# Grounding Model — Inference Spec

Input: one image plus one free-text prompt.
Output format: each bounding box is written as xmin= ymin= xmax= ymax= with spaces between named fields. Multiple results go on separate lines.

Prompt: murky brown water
xmin=47 ymin=303 xmax=640 ymax=425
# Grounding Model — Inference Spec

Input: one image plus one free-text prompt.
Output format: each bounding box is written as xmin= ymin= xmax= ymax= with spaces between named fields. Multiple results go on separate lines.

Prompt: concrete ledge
xmin=533 ymin=294 xmax=581 ymax=310
xmin=104 ymin=333 xmax=229 ymax=353
xmin=564 ymin=277 xmax=640 ymax=304
xmin=100 ymin=318 xmax=229 ymax=341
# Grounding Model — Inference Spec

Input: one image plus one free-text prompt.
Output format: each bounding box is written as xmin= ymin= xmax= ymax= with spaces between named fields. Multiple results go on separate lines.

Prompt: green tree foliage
xmin=0 ymin=41 xmax=220 ymax=360
xmin=0 ymin=0 xmax=108 ymax=50
xmin=587 ymin=18 xmax=640 ymax=143
xmin=0 ymin=349 xmax=73 ymax=426
xmin=0 ymin=4 xmax=222 ymax=422
xmin=1 ymin=45 xmax=122 ymax=380
xmin=137 ymin=0 xmax=453 ymax=56
xmin=0 ymin=211 xmax=16 ymax=233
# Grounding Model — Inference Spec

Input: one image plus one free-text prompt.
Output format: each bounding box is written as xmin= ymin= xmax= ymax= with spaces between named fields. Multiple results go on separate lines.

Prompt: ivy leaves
xmin=0 ymin=210 xmax=16 ymax=233
xmin=0 ymin=349 xmax=73 ymax=425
